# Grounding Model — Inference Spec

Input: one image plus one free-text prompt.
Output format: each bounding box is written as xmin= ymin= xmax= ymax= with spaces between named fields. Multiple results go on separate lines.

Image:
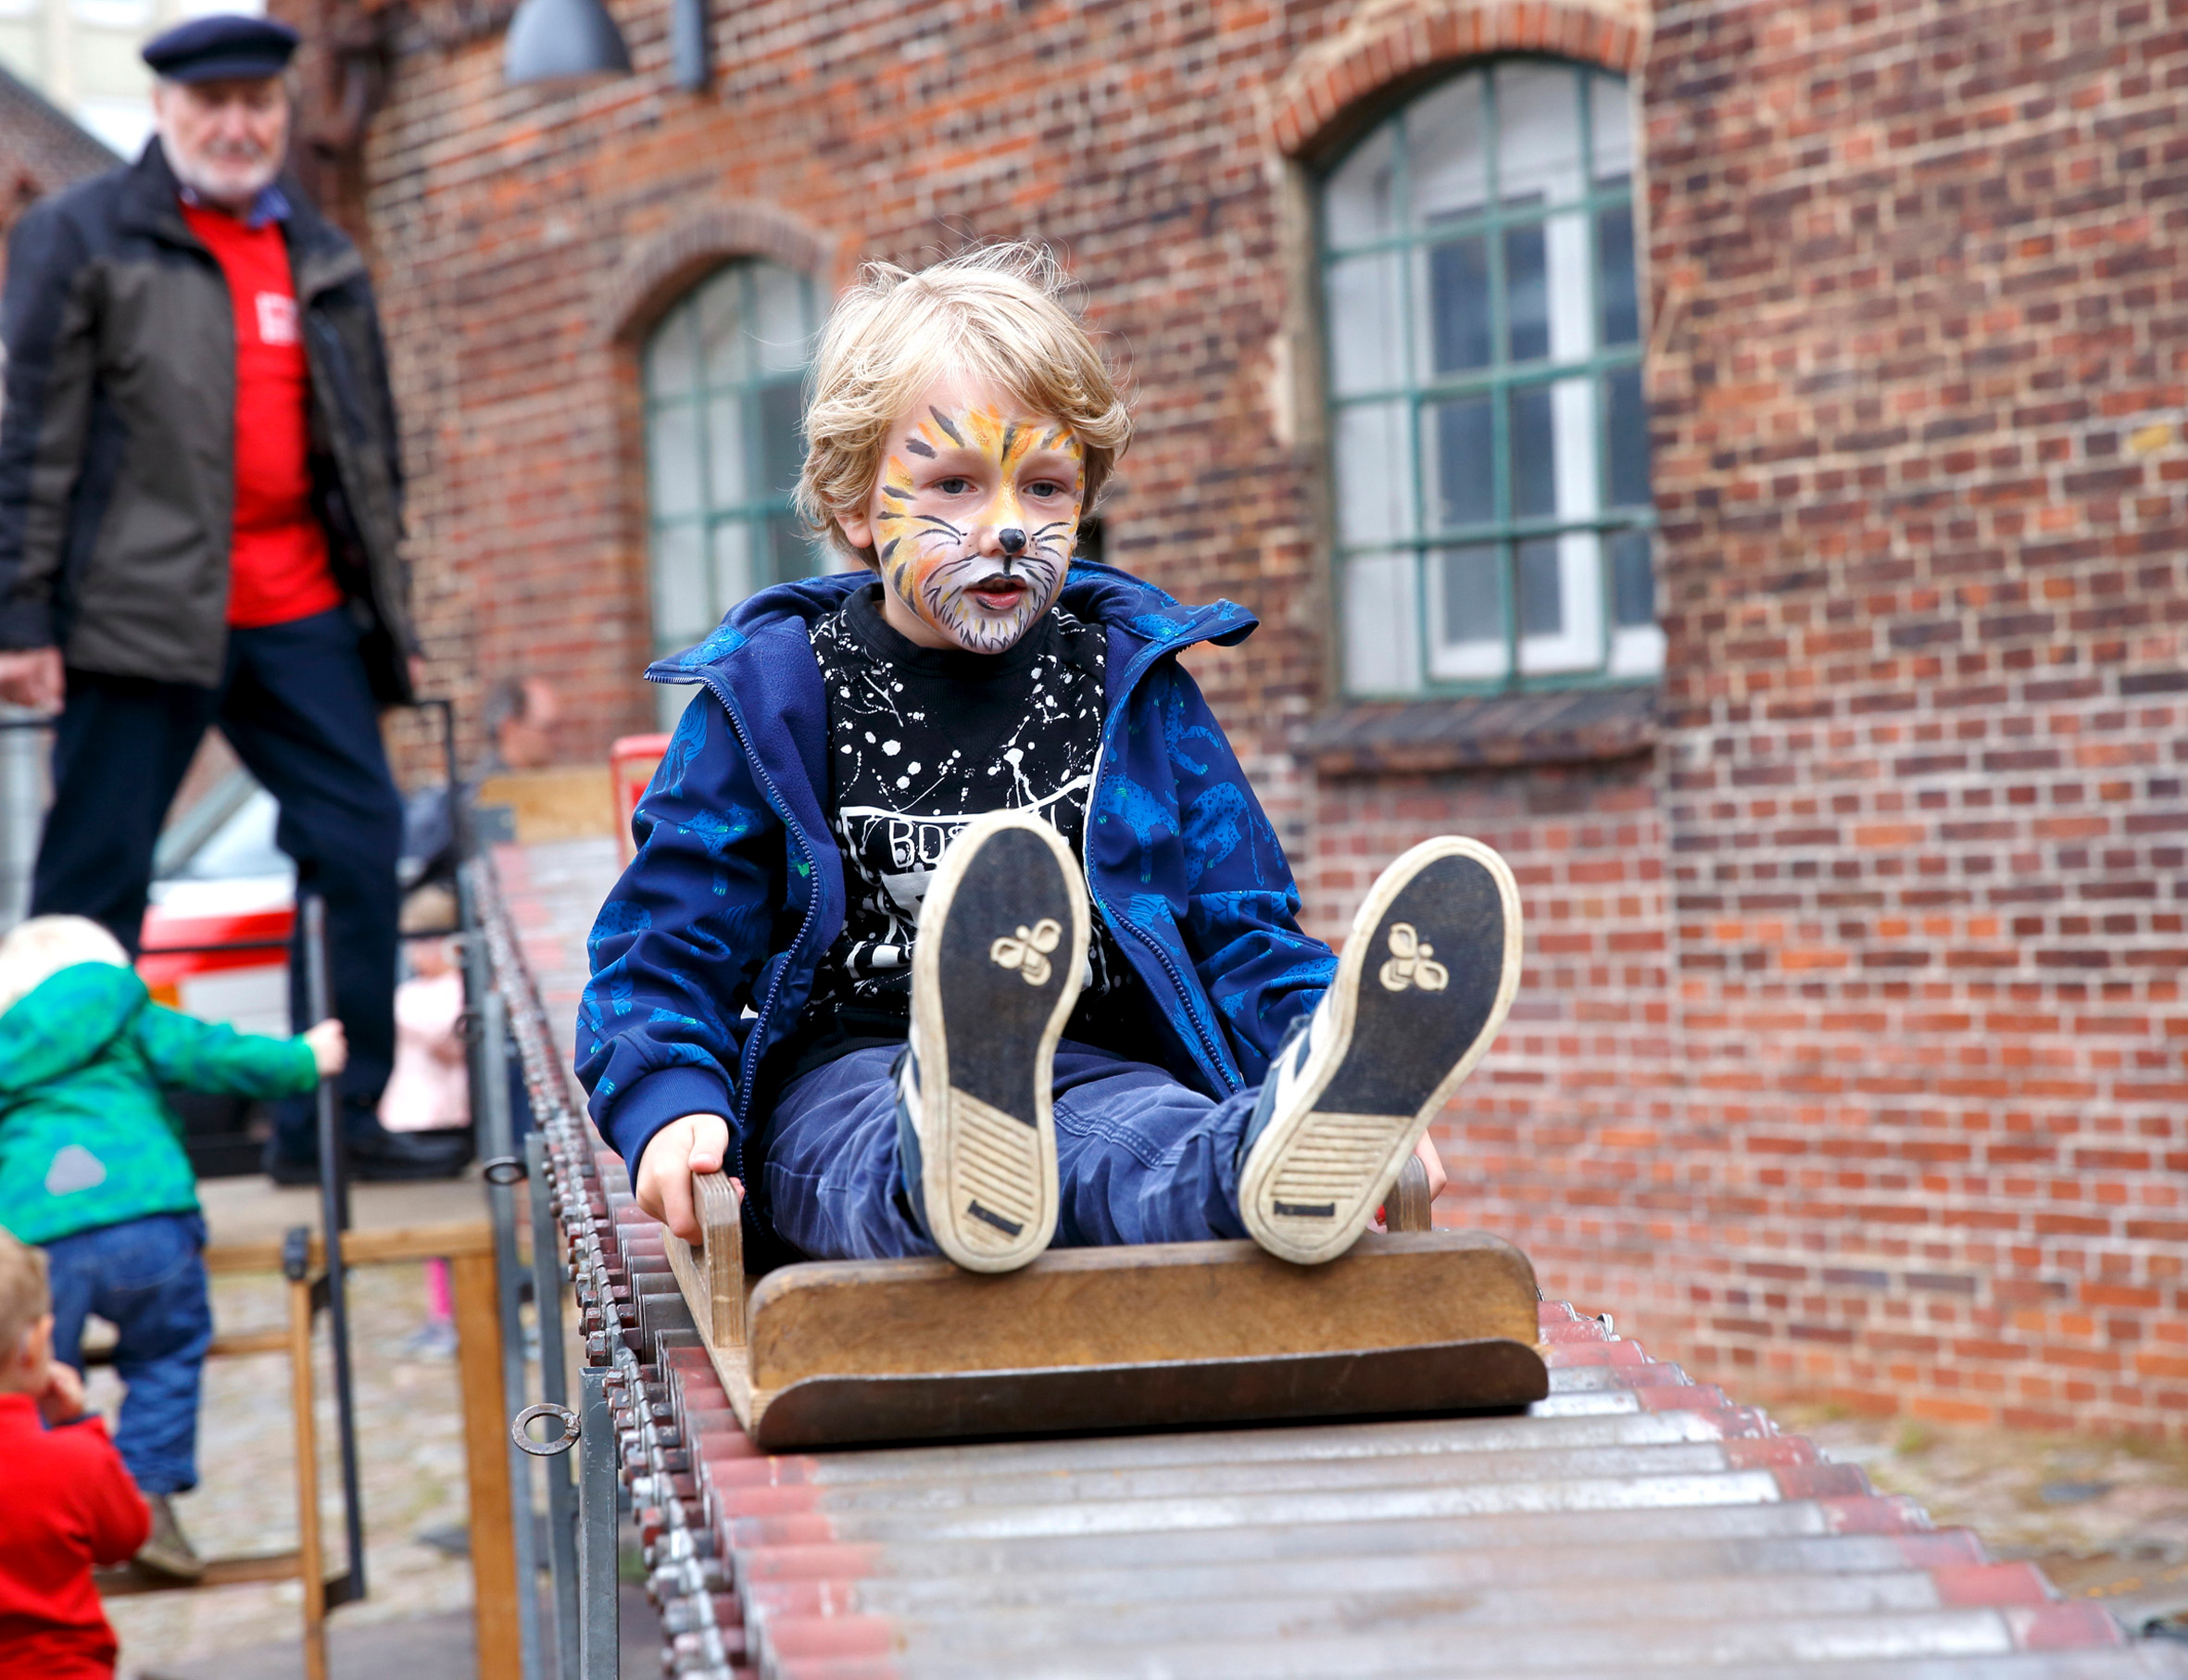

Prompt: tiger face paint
xmin=837 ymin=375 xmax=1085 ymax=656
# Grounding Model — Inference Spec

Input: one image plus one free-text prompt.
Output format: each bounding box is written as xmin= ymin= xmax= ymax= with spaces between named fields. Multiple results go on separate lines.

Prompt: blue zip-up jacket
xmin=575 ymin=562 xmax=1339 ymax=1209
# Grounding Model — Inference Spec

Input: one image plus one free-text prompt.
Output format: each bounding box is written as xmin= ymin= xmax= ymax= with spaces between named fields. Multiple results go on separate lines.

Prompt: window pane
xmin=651 ymin=522 xmax=708 ymax=643
xmin=1327 ymin=253 xmax=1405 ymax=395
xmin=648 ymin=401 xmax=703 ymax=520
xmin=707 ymin=395 xmax=748 ymax=509
xmin=1597 ymin=203 xmax=1640 ymax=346
xmin=711 ymin=520 xmax=754 ymax=610
xmin=1334 ymin=402 xmax=1414 ymax=544
xmin=759 ymin=381 xmax=805 ymax=497
xmin=1545 ymin=212 xmax=1594 ymax=361
xmin=1439 ymin=543 xmax=1502 ymax=646
xmin=1423 ymin=236 xmax=1490 ymax=375
xmin=1520 ymin=531 xmax=1604 ymax=674
xmin=751 ymin=264 xmax=809 ymax=376
xmin=1605 ymin=367 xmax=1651 ymax=509
xmin=1325 ymin=125 xmax=1399 ymax=251
xmin=1516 ymin=535 xmax=1562 ymax=636
xmin=1509 ymin=385 xmax=1555 ymax=519
xmin=1427 ymin=543 xmax=1507 ymax=682
xmin=1504 ymin=222 xmax=1548 ymax=362
xmin=1341 ymin=551 xmax=1422 ymax=694
xmin=1591 ymin=73 xmax=1633 ymax=186
xmin=1496 ymin=62 xmax=1584 ymax=209
xmin=769 ymin=516 xmax=819 ymax=587
xmin=1408 ymin=74 xmax=1488 ymax=226
xmin=1610 ymin=528 xmax=1654 ymax=626
xmin=1552 ymin=375 xmax=1599 ymax=519
xmin=697 ymin=271 xmax=748 ymax=387
xmin=1423 ymin=395 xmax=1493 ymax=530
xmin=645 ymin=308 xmax=697 ymax=398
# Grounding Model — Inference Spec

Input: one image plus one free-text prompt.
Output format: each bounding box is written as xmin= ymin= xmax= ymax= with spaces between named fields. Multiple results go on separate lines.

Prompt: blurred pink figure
xmin=379 ymin=934 xmax=468 ymax=1135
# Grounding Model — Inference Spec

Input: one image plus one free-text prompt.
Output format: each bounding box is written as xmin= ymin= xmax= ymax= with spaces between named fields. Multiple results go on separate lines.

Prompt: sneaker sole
xmin=1239 ymin=835 xmax=1522 ymax=1266
xmin=909 ymin=810 xmax=1088 ymax=1273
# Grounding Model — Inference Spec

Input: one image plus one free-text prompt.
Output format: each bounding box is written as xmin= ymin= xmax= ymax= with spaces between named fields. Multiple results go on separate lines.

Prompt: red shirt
xmin=0 ymin=1392 xmax=149 ymax=1679
xmin=181 ymin=200 xmax=345 ymax=630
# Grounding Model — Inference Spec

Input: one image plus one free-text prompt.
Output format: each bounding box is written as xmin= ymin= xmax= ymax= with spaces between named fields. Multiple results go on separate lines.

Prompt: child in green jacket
xmin=0 ymin=915 xmax=344 ymax=1579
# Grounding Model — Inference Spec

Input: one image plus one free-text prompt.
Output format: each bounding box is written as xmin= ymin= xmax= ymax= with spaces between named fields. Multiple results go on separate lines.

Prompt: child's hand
xmin=635 ymin=1114 xmax=731 ymax=1245
xmin=1415 ymin=1134 xmax=1449 ymax=1200
xmin=304 ymin=1020 xmax=348 ymax=1077
xmin=38 ymin=1359 xmax=86 ymax=1426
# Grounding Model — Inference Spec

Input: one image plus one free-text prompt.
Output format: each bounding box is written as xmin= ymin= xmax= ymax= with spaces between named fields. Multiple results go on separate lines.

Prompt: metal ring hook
xmin=481 ymin=1155 xmax=528 ymax=1185
xmin=511 ymin=1401 xmax=579 ymax=1457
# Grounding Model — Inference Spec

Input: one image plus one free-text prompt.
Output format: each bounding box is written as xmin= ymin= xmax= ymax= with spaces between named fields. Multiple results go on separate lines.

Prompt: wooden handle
xmin=664 ymin=1170 xmax=746 ymax=1349
xmin=1390 ymin=1152 xmax=1433 ymax=1234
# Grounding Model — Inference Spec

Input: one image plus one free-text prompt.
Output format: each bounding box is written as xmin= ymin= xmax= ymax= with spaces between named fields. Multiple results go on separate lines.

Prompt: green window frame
xmin=642 ymin=258 xmax=824 ymax=725
xmin=1320 ymin=58 xmax=1662 ymax=697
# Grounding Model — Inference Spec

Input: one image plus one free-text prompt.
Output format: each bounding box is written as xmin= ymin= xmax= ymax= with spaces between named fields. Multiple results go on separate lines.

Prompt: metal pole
xmin=575 ymin=1362 xmax=620 ymax=1679
xmin=478 ymin=992 xmax=542 ymax=1680
xmin=300 ymin=895 xmax=366 ymax=1606
xmin=528 ymin=1131 xmax=582 ymax=1670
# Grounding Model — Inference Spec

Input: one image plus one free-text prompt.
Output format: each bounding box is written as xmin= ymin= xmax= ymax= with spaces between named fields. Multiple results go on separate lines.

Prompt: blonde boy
xmin=580 ymin=245 xmax=1518 ymax=1273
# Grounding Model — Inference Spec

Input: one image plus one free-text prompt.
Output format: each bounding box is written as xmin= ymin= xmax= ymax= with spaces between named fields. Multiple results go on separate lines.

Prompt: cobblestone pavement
xmin=105 ymin=1261 xmax=473 ymax=1675
xmin=1790 ymin=1405 xmax=2188 ymax=1633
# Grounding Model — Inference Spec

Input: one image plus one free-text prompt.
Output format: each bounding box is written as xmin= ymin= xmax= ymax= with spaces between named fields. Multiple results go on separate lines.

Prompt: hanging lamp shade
xmin=504 ymin=0 xmax=632 ymax=84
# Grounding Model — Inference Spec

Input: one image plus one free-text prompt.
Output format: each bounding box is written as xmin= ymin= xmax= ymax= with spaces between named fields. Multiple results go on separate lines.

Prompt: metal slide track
xmin=479 ymin=860 xmax=2181 ymax=1680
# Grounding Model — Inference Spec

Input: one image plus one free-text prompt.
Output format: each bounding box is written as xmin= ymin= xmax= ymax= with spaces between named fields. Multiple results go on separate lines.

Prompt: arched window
xmin=1321 ymin=60 xmax=1660 ymax=696
xmin=642 ymin=258 xmax=820 ymax=722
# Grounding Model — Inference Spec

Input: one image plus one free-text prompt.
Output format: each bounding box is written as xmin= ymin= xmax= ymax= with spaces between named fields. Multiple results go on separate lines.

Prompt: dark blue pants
xmin=46 ymin=1212 xmax=213 ymax=1496
xmin=31 ymin=608 xmax=404 ymax=1157
xmin=759 ymin=1041 xmax=1258 ymax=1260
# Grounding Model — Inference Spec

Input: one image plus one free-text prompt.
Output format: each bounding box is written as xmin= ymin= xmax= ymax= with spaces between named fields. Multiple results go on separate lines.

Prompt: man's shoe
xmin=350 ymin=1125 xmax=472 ymax=1182
xmin=1238 ymin=835 xmax=1521 ymax=1266
xmin=896 ymin=810 xmax=1087 ymax=1273
xmin=135 ymin=1494 xmax=207 ymax=1582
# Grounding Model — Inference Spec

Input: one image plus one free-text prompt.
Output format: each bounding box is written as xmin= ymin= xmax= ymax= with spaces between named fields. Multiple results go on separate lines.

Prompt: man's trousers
xmin=31 ymin=608 xmax=403 ymax=1160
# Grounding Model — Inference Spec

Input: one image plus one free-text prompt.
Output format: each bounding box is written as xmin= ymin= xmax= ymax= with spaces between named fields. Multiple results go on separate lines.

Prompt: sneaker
xmin=135 ymin=1493 xmax=207 ymax=1582
xmin=895 ymin=810 xmax=1088 ymax=1273
xmin=1238 ymin=835 xmax=1521 ymax=1266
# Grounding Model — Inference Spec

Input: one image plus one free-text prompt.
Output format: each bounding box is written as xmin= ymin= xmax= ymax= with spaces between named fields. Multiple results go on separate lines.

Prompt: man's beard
xmin=160 ymin=133 xmax=282 ymax=207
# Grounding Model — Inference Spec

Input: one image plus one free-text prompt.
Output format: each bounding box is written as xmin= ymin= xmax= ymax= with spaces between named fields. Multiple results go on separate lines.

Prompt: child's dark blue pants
xmin=759 ymin=1041 xmax=1258 ymax=1260
xmin=44 ymin=1212 xmax=213 ymax=1496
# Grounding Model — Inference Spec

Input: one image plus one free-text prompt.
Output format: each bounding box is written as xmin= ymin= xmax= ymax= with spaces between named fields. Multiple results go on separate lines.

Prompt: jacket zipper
xmin=1082 ymin=632 xmax=1242 ymax=1097
xmin=690 ymin=668 xmax=824 ymax=1139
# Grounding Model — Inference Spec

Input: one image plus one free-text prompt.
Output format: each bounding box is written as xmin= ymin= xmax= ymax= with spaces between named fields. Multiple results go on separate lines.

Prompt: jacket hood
xmin=645 ymin=560 xmax=1258 ymax=686
xmin=0 ymin=962 xmax=148 ymax=1095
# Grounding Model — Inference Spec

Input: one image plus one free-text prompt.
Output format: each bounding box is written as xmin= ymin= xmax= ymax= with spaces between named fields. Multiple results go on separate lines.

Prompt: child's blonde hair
xmin=0 ymin=1229 xmax=51 ymax=1359
xmin=0 ymin=915 xmax=129 ymax=1020
xmin=796 ymin=243 xmax=1134 ymax=565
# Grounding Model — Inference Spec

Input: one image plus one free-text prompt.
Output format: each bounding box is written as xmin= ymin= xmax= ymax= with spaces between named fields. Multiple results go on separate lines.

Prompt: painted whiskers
xmin=874 ymin=406 xmax=1081 ymax=654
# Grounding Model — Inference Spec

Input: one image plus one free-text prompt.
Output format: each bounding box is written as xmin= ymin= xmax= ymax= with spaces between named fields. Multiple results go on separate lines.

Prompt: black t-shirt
xmin=774 ymin=583 xmax=1139 ymax=1082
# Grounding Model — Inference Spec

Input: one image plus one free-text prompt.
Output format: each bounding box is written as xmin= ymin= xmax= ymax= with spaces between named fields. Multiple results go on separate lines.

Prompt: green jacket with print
xmin=0 ymin=961 xmax=318 ymax=1245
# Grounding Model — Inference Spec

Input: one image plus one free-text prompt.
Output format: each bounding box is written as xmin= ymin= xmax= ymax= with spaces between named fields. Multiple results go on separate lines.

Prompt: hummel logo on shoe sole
xmin=1378 ymin=922 xmax=1449 ymax=994
xmin=1273 ymin=1199 xmax=1338 ymax=1217
xmin=989 ymin=919 xmax=1063 ymax=985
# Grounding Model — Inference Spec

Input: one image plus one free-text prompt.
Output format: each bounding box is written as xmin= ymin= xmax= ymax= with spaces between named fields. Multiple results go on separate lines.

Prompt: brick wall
xmin=309 ymin=0 xmax=2184 ymax=1434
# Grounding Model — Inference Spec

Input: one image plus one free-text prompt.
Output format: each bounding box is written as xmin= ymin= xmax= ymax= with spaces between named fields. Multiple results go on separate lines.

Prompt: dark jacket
xmin=0 ymin=143 xmax=415 ymax=701
xmin=575 ymin=563 xmax=1339 ymax=1223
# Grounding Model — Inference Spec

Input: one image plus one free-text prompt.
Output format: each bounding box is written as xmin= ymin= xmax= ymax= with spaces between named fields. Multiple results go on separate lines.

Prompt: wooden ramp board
xmin=661 ymin=1172 xmax=1548 ymax=1448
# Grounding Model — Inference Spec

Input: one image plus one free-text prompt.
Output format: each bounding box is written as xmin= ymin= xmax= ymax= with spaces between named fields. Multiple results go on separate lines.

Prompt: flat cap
xmin=142 ymin=15 xmax=300 ymax=83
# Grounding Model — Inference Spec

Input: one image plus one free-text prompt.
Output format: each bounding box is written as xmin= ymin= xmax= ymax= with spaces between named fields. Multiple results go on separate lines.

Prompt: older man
xmin=0 ymin=17 xmax=461 ymax=1182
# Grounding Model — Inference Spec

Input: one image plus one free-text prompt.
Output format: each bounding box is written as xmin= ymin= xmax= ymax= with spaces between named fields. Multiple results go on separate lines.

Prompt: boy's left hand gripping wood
xmin=666 ymin=1168 xmax=1547 ymax=1451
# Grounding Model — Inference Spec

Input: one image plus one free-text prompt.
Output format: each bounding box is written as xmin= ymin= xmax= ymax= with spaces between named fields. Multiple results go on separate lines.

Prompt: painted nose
xmin=998 ymin=528 xmax=1027 ymax=557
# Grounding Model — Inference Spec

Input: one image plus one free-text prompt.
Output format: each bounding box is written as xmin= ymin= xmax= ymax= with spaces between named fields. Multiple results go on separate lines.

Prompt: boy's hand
xmin=38 ymin=1360 xmax=86 ymax=1426
xmin=635 ymin=1113 xmax=731 ymax=1245
xmin=1415 ymin=1134 xmax=1449 ymax=1200
xmin=304 ymin=1020 xmax=348 ymax=1077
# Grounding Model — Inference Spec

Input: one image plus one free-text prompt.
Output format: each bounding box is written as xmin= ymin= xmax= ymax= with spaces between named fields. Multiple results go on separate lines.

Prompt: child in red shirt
xmin=0 ymin=1229 xmax=148 ymax=1679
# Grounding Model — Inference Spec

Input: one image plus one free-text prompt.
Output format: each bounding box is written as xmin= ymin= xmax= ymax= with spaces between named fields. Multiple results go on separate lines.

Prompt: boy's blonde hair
xmin=0 ymin=1229 xmax=51 ymax=1358
xmin=0 ymin=914 xmax=129 ymax=1020
xmin=796 ymin=243 xmax=1133 ymax=565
